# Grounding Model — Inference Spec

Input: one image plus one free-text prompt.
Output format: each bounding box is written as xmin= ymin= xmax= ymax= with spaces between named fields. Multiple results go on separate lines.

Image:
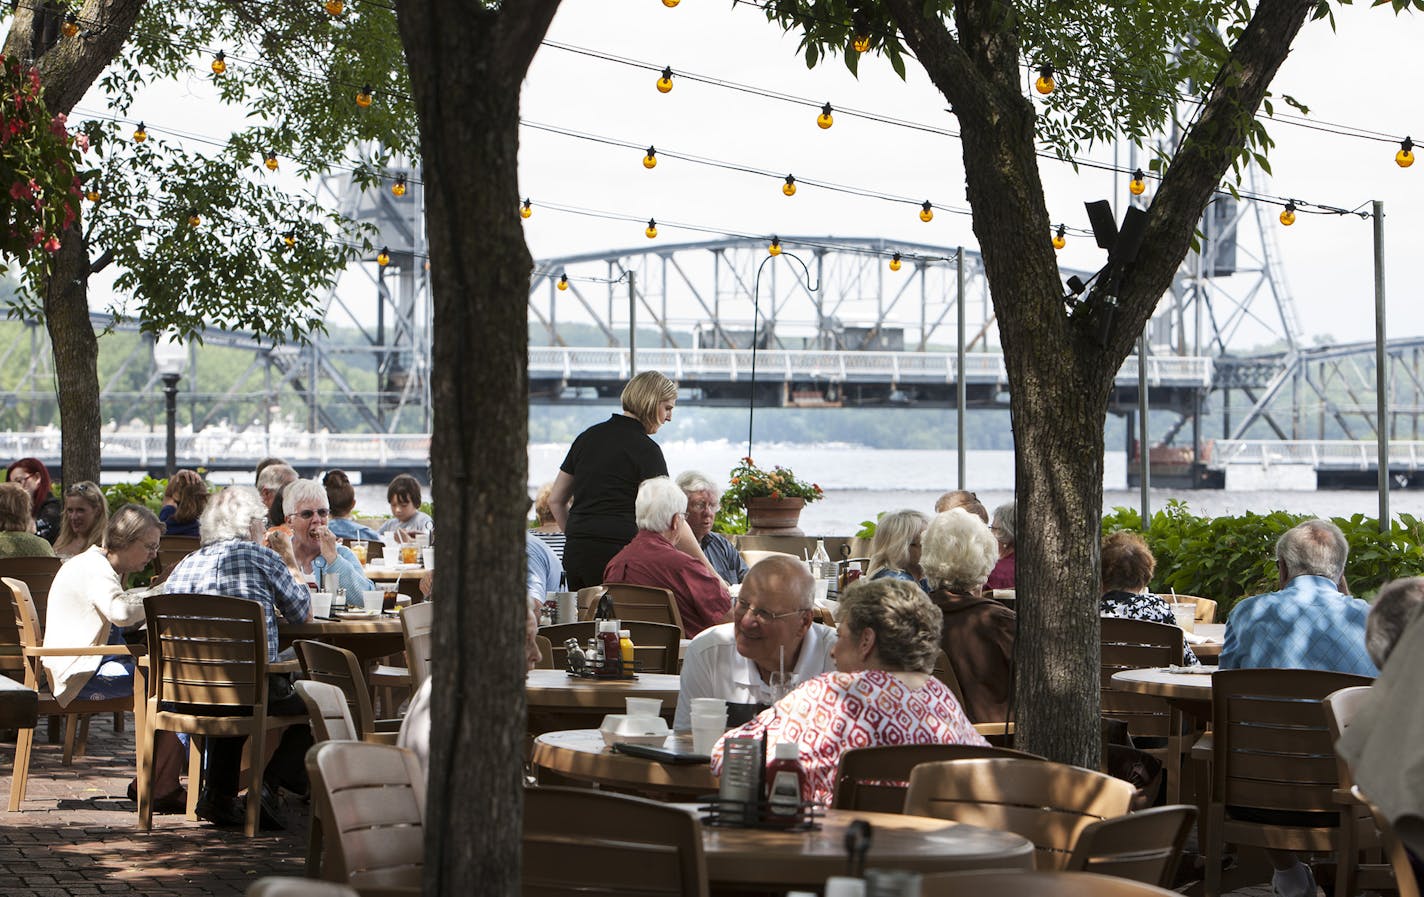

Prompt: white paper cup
xmin=626 ymin=697 xmax=662 ymax=718
xmin=1171 ymin=603 xmax=1196 ymax=633
xmin=692 ymin=724 xmax=723 ymax=755
xmin=690 ymin=697 xmax=727 ymax=715
xmin=422 ymin=547 xmax=434 ymax=568
xmin=414 ymin=533 xmax=430 ymax=549
xmin=556 ymin=592 xmax=578 ymax=624
xmin=367 ymin=556 xmax=385 ymax=568
xmin=310 ymin=592 xmax=332 ymax=619
xmin=361 ymin=590 xmax=385 ymax=613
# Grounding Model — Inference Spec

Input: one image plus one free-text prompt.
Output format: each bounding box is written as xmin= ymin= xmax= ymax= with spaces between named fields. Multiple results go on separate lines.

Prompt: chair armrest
xmin=23 ymin=645 xmax=134 ymax=657
xmin=362 ymin=731 xmax=402 ymax=745
xmin=373 ymin=718 xmax=403 ymax=733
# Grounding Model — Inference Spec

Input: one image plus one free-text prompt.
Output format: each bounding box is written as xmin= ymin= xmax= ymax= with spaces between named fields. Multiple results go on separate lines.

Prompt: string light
xmin=768 ymin=236 xmax=781 ymax=256
xmin=919 ymin=201 xmax=934 ymax=223
xmin=325 ymin=0 xmax=344 ymax=14
xmin=61 ymin=13 xmax=78 ymax=37
xmin=643 ymin=146 xmax=657 ymax=169
xmin=1279 ymin=201 xmax=1297 ymax=227
xmin=817 ymin=103 xmax=834 ymax=130
xmin=1398 ymin=137 xmax=1415 ymax=169
xmin=520 ymin=198 xmax=532 ymax=219
xmin=557 ymin=273 xmax=569 ymax=291
xmin=1035 ymin=64 xmax=1055 ymax=95
xmin=85 ymin=188 xmax=99 ymax=202
xmin=662 ymin=0 xmax=679 ymax=6
xmin=782 ymin=174 xmax=796 ymax=196
xmin=187 ymin=212 xmax=201 ymax=227
xmin=376 ymin=246 xmax=391 ymax=266
xmin=1052 ymin=224 xmax=1066 ymax=250
xmin=656 ymin=67 xmax=673 ymax=93
xmin=645 ymin=218 xmax=658 ymax=239
xmin=133 ymin=122 xmax=147 ymax=142
xmin=392 ymin=174 xmax=407 ymax=196
xmin=211 ymin=50 xmax=226 ymax=74
xmin=1129 ymin=169 xmax=1146 ymax=196
xmin=355 ymin=84 xmax=373 ymax=108
xmin=283 ymin=231 xmax=296 ymax=247
xmin=264 ymin=151 xmax=279 ymax=171
xmin=851 ymin=33 xmax=870 ymax=53
xmin=889 ymin=252 xmax=902 ymax=272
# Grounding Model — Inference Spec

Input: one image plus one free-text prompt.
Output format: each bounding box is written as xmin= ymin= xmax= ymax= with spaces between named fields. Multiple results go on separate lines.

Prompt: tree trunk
xmin=395 ymin=3 xmax=560 ymax=894
xmin=45 ymin=228 xmax=100 ymax=485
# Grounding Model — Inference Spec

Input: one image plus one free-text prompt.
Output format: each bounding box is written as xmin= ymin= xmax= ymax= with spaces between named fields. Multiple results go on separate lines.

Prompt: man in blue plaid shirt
xmin=163 ymin=485 xmax=312 ymax=830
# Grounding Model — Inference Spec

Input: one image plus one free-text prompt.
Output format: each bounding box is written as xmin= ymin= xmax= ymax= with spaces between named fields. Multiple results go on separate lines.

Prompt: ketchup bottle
xmin=765 ymin=741 xmax=807 ymax=825
xmin=598 ymin=620 xmax=623 ymax=676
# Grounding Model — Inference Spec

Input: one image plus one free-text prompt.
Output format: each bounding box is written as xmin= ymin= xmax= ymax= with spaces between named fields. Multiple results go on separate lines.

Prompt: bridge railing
xmin=1211 ymin=439 xmax=1424 ymax=471
xmin=8 ymin=432 xmax=434 ymax=469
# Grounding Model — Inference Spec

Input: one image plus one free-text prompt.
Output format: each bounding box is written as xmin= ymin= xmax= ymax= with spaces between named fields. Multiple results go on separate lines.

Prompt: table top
xmin=1188 ymin=622 xmax=1225 ymax=659
xmin=363 ymin=564 xmax=428 ymax=582
xmin=675 ymin=804 xmax=1035 ymax=886
xmin=280 ymin=616 xmax=404 ymax=637
xmin=531 ymin=729 xmax=716 ymax=795
xmin=1111 ymin=665 xmax=1217 ymax=700
xmin=526 ymin=668 xmax=682 ymax=710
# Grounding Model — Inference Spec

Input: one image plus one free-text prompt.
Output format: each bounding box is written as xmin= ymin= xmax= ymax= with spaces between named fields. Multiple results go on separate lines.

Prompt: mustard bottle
xmin=618 ymin=629 xmax=635 ymax=665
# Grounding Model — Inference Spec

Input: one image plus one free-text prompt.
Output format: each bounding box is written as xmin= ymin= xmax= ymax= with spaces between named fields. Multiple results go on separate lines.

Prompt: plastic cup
xmin=413 ymin=533 xmax=430 ymax=549
xmin=556 ymin=592 xmax=577 ymax=624
xmin=691 ymin=697 xmax=728 ymax=715
xmin=400 ymin=544 xmax=419 ymax=565
xmin=692 ymin=723 xmax=724 ymax=755
xmin=626 ymin=697 xmax=662 ymax=718
xmin=422 ymin=547 xmax=434 ymax=569
xmin=309 ymin=592 xmax=332 ymax=619
xmin=350 ymin=540 xmax=368 ymax=564
xmin=1171 ymin=602 xmax=1196 ymax=633
xmin=361 ymin=590 xmax=385 ymax=613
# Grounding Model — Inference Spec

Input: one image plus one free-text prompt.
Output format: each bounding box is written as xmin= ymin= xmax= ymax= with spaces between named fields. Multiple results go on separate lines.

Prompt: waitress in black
xmin=548 ymin=370 xmax=677 ymax=590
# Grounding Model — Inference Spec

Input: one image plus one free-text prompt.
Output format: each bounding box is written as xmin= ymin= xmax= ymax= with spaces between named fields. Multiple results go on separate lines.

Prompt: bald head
xmin=743 ymin=555 xmax=815 ymax=610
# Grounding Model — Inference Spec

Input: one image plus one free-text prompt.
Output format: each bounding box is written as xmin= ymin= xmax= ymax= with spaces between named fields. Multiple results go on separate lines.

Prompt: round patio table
xmin=1110 ymin=664 xmax=1216 ymax=720
xmin=1188 ymin=622 xmax=1225 ymax=660
xmin=278 ymin=615 xmax=405 ymax=663
xmin=526 ymin=668 xmax=681 ymax=737
xmin=672 ymin=804 xmax=1035 ymax=890
xmin=531 ymin=729 xmax=715 ymax=798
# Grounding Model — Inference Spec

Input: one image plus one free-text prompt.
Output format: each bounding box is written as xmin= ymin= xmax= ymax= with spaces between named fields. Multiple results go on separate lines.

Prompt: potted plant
xmin=720 ymin=456 xmax=824 ymax=535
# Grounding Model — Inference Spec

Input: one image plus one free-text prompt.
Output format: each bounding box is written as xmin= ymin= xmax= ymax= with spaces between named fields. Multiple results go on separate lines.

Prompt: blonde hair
xmin=867 ymin=509 xmax=928 ymax=578
xmin=838 ymin=578 xmax=943 ymax=673
xmin=920 ymin=508 xmax=998 ymax=592
xmin=55 ymin=481 xmax=109 ymax=552
xmin=620 ymin=371 xmax=677 ymax=432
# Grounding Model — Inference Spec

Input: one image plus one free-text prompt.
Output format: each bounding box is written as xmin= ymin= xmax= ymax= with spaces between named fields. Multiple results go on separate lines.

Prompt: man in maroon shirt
xmin=603 ymin=476 xmax=732 ymax=637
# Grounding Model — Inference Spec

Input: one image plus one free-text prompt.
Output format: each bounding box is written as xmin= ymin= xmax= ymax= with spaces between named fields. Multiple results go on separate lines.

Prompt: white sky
xmin=87 ymin=1 xmax=1424 ymax=350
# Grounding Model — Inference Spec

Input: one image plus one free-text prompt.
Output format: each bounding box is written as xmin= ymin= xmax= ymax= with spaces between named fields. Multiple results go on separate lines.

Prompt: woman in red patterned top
xmin=711 ymin=577 xmax=987 ymax=806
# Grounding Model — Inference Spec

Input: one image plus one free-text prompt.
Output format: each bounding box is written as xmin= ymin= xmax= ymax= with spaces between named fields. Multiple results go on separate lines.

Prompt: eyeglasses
xmin=141 ymin=540 xmax=160 ymax=553
xmin=734 ymin=599 xmax=808 ymax=625
xmin=293 ymin=508 xmax=331 ymax=520
xmin=65 ymin=484 xmax=97 ymax=497
xmin=687 ymin=500 xmax=714 ymax=513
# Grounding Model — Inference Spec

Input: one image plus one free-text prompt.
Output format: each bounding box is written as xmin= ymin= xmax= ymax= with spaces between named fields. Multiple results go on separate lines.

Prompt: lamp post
xmin=152 ymin=332 xmax=188 ymax=477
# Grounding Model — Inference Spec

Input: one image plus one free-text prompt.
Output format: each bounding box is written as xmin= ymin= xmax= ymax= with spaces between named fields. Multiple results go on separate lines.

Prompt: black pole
xmin=162 ymin=373 xmax=180 ymax=477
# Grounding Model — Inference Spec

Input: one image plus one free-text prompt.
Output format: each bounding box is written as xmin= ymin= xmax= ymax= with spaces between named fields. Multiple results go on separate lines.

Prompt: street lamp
xmin=152 ymin=332 xmax=189 ymax=477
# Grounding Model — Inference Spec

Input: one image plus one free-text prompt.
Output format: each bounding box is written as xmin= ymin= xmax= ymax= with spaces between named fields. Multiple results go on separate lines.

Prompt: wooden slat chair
xmin=0 ymin=556 xmax=62 ymax=680
xmin=1169 ymin=594 xmax=1217 ymax=624
xmin=1065 ymin=804 xmax=1197 ymax=887
xmin=904 ymin=757 xmax=1135 ymax=870
xmin=1202 ymin=668 xmax=1376 ymax=897
xmin=524 ymin=785 xmax=709 ymax=897
xmin=830 ymin=743 xmax=1043 ymax=814
xmin=306 ymin=741 xmax=423 ymax=895
xmin=1353 ymin=786 xmax=1422 ymax=897
xmin=138 ymin=593 xmax=310 ymax=836
xmin=919 ymin=870 xmax=1183 ymax=897
xmin=155 ymin=535 xmax=201 ymax=579
xmin=295 ymin=640 xmax=401 ymax=743
xmin=294 ymin=680 xmax=360 ymax=878
xmin=369 ymin=600 xmax=434 ymax=715
xmin=3 ymin=576 xmax=134 ymax=811
xmin=1323 ymin=685 xmax=1398 ymax=897
xmin=1100 ymin=617 xmax=1189 ymax=803
xmin=604 ymin=583 xmax=684 ymax=631
xmin=540 ymin=620 xmax=683 ymax=675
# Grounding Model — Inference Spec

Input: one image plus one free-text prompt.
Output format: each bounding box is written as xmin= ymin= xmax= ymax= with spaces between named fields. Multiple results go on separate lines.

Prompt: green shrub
xmin=103 ymin=476 xmax=167 ymax=515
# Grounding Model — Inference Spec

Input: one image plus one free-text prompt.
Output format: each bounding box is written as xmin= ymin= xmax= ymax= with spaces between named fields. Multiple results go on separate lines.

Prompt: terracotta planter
xmin=744 ymin=496 xmax=806 ymax=535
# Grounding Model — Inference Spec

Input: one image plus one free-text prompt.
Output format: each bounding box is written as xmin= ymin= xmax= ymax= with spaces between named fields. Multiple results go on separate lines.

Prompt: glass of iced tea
xmin=350 ymin=540 xmax=369 ymax=564
xmin=400 ymin=543 xmax=419 ymax=565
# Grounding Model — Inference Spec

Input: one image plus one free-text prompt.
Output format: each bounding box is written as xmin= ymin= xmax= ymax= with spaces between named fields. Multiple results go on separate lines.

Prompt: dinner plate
xmin=335 ymin=610 xmax=379 ymax=620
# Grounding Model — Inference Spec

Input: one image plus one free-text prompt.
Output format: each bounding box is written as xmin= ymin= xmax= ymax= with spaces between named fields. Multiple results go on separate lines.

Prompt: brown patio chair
xmin=919 ymin=870 xmax=1182 ymax=897
xmin=1202 ymin=668 xmax=1376 ymax=897
xmin=831 ymin=742 xmax=1043 ymax=814
xmin=539 ymin=620 xmax=682 ymax=675
xmin=534 ymin=635 xmax=554 ymax=670
xmin=1065 ymin=803 xmax=1197 ymax=886
xmin=904 ymin=757 xmax=1135 ymax=870
xmin=1324 ymin=685 xmax=1397 ymax=897
xmin=601 ymin=583 xmax=684 ymax=632
xmin=369 ymin=600 xmax=434 ymax=714
xmin=1169 ymin=594 xmax=1217 ymax=624
xmin=3 ymin=576 xmax=134 ymax=811
xmin=138 ymin=593 xmax=310 ymax=836
xmin=0 ymin=556 xmax=62 ymax=686
xmin=1353 ymin=786 xmax=1422 ymax=897
xmin=306 ymin=741 xmax=423 ymax=894
xmin=155 ymin=535 xmax=201 ymax=578
xmin=293 ymin=680 xmax=361 ymax=879
xmin=523 ymin=785 xmax=708 ymax=897
xmin=295 ymin=640 xmax=400 ymax=742
xmin=1099 ymin=617 xmax=1189 ymax=803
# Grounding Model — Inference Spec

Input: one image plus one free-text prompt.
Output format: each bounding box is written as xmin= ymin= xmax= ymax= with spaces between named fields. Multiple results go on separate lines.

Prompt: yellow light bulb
xmin=1398 ymin=137 xmax=1415 ymax=169
xmin=392 ymin=175 xmax=407 ymax=197
xmin=643 ymin=146 xmax=657 ymax=169
xmin=187 ymin=213 xmax=201 ymax=227
xmin=817 ymin=103 xmax=834 ymax=130
xmin=1035 ymin=64 xmax=1055 ymax=95
xmin=645 ymin=219 xmax=658 ymax=239
xmin=325 ymin=0 xmax=344 ymax=14
xmin=657 ymin=67 xmax=673 ymax=94
xmin=520 ymin=198 xmax=532 ymax=219
xmin=85 ymin=189 xmax=99 ymax=202
xmin=283 ymin=231 xmax=296 ymax=247
xmin=1052 ymin=225 xmax=1066 ymax=250
xmin=211 ymin=51 xmax=226 ymax=74
xmin=919 ymin=201 xmax=934 ymax=223
xmin=662 ymin=0 xmax=679 ymax=6
xmin=1279 ymin=203 xmax=1296 ymax=227
xmin=769 ymin=238 xmax=781 ymax=257
xmin=61 ymin=13 xmax=78 ymax=37
xmin=783 ymin=175 xmax=796 ymax=197
xmin=557 ymin=274 xmax=569 ymax=291
xmin=264 ymin=153 xmax=279 ymax=171
xmin=852 ymin=34 xmax=870 ymax=53
xmin=1129 ymin=169 xmax=1146 ymax=196
xmin=134 ymin=122 xmax=147 ymax=143
xmin=356 ymin=84 xmax=373 ymax=108
xmin=377 ymin=246 xmax=391 ymax=267
xmin=889 ymin=253 xmax=902 ymax=272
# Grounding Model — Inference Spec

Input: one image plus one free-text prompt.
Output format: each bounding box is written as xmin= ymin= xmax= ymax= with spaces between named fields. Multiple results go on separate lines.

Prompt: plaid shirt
xmin=1220 ymin=575 xmax=1379 ymax=677
xmin=162 ymin=540 xmax=311 ymax=661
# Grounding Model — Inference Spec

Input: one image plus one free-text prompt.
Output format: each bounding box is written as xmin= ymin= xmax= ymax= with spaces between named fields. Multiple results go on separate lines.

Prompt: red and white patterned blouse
xmin=709 ymin=668 xmax=987 ymax=806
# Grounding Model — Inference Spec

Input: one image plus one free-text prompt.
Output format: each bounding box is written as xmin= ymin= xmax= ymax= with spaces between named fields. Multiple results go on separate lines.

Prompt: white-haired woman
xmin=282 ymin=479 xmax=374 ymax=599
xmin=602 ymin=476 xmax=730 ymax=638
xmin=866 ymin=509 xmax=929 ymax=589
xmin=986 ymin=501 xmax=1015 ymax=591
xmin=919 ymin=508 xmax=1016 ymax=723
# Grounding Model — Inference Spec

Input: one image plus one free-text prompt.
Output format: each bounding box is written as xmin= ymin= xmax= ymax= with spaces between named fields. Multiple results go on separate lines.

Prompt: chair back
xmin=0 ymin=557 xmax=61 ymax=672
xmin=144 ymin=593 xmax=271 ymax=711
xmin=399 ymin=601 xmax=434 ymax=688
xmin=2 ymin=577 xmax=45 ymax=689
xmin=602 ymin=583 xmax=683 ymax=631
xmin=156 ymin=535 xmax=201 ymax=577
xmin=306 ymin=741 xmax=425 ymax=892
xmin=295 ymin=639 xmax=378 ymax=738
xmin=904 ymin=757 xmax=1135 ymax=870
xmin=1322 ymin=685 xmax=1373 ymax=788
xmin=919 ymin=870 xmax=1182 ymax=897
xmin=1100 ymin=618 xmax=1183 ymax=744
xmin=540 ymin=621 xmax=682 ymax=675
xmin=931 ymin=649 xmax=966 ymax=707
xmin=524 ymin=785 xmax=708 ymax=897
xmin=831 ymin=743 xmax=1042 ymax=813
xmin=1354 ymin=786 xmax=1423 ymax=897
xmin=295 ymin=679 xmax=359 ymax=742
xmin=1065 ymin=804 xmax=1197 ymax=887
xmin=534 ymin=635 xmax=554 ymax=670
xmin=1210 ymin=668 xmax=1373 ymax=814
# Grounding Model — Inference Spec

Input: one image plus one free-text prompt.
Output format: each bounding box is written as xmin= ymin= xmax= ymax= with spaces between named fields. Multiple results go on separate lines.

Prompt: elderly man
xmin=676 ymin=470 xmax=747 ymax=585
xmin=1219 ymin=518 xmax=1377 ymax=677
xmin=674 ymin=555 xmax=836 ymax=730
xmin=934 ymin=489 xmax=988 ymax=523
xmin=257 ymin=462 xmax=298 ymax=511
xmin=163 ymin=485 xmax=313 ymax=830
xmin=602 ymin=476 xmax=730 ymax=638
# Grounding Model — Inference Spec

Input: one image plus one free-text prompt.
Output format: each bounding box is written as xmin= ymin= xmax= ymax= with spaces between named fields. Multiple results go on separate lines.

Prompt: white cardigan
xmin=42 ymin=545 xmax=145 ymax=707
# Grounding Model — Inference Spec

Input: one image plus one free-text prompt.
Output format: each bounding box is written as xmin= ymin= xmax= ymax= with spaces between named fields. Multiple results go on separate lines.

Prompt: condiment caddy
xmin=699 ymin=734 xmax=820 ymax=831
xmin=563 ymin=618 xmax=638 ymax=680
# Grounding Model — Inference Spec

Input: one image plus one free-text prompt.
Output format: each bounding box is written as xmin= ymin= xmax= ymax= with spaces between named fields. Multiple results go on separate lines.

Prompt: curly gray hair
xmin=920 ymin=508 xmax=998 ymax=592
xmin=200 ymin=486 xmax=266 ymax=545
xmin=837 ymin=577 xmax=943 ymax=673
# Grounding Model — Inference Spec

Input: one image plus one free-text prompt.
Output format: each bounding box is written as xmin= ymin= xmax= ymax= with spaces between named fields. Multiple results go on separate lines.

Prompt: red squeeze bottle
xmin=765 ymin=741 xmax=807 ymax=825
xmin=598 ymin=620 xmax=623 ymax=675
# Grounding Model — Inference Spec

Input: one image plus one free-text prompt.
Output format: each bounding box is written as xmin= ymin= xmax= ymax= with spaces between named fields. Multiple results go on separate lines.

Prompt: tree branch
xmin=88 ymin=247 xmax=113 ymax=275
xmin=29 ymin=0 xmax=147 ymax=113
xmin=491 ymin=0 xmax=561 ymax=79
